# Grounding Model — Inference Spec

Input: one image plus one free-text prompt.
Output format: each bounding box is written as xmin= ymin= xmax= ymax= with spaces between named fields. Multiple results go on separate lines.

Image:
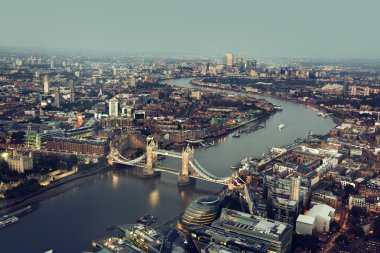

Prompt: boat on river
xmin=137 ymin=214 xmax=157 ymax=225
xmin=274 ymin=105 xmax=283 ymax=111
xmin=278 ymin=124 xmax=285 ymax=130
xmin=232 ymin=133 xmax=240 ymax=138
xmin=0 ymin=216 xmax=18 ymax=228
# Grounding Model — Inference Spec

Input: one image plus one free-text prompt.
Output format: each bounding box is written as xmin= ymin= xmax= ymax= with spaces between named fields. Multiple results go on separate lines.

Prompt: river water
xmin=0 ymin=78 xmax=336 ymax=253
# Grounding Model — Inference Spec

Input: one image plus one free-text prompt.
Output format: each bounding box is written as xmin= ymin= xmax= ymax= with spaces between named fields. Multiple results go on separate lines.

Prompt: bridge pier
xmin=178 ymin=145 xmax=196 ymax=185
xmin=178 ymin=175 xmax=195 ymax=186
xmin=144 ymin=137 xmax=159 ymax=177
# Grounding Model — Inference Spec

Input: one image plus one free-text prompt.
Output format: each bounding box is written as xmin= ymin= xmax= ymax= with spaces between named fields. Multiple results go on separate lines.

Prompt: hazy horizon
xmin=1 ymin=0 xmax=380 ymax=59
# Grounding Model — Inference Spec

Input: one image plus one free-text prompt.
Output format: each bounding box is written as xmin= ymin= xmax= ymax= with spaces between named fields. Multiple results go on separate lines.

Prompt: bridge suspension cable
xmin=189 ymin=159 xmax=231 ymax=184
xmin=111 ymin=150 xmax=146 ymax=167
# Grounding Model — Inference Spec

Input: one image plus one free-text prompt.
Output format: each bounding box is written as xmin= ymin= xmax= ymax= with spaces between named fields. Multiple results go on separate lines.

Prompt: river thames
xmin=0 ymin=78 xmax=336 ymax=253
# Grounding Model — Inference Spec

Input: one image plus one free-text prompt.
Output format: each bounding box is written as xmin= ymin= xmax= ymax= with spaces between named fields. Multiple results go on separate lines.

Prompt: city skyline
xmin=1 ymin=0 xmax=380 ymax=59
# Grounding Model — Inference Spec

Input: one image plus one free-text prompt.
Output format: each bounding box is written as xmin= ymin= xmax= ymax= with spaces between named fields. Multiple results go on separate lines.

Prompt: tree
xmin=330 ymin=220 xmax=341 ymax=233
xmin=4 ymin=178 xmax=41 ymax=199
xmin=66 ymin=155 xmax=79 ymax=170
xmin=350 ymin=206 xmax=368 ymax=218
xmin=344 ymin=184 xmax=356 ymax=195
xmin=0 ymin=159 xmax=9 ymax=170
xmin=56 ymin=161 xmax=67 ymax=171
xmin=335 ymin=234 xmax=349 ymax=247
xmin=10 ymin=131 xmax=25 ymax=144
xmin=349 ymin=226 xmax=365 ymax=238
xmin=293 ymin=234 xmax=319 ymax=253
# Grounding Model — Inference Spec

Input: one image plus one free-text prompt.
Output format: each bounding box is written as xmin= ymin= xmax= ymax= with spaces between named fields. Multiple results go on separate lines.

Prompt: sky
xmin=0 ymin=0 xmax=379 ymax=58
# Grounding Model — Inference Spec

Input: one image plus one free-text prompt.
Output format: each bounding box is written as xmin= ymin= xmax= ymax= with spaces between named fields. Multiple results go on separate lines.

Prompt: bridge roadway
xmin=110 ymin=148 xmax=232 ymax=185
xmin=153 ymin=149 xmax=183 ymax=159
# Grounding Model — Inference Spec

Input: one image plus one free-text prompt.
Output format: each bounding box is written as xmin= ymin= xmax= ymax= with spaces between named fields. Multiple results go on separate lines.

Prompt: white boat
xmin=278 ymin=124 xmax=285 ymax=130
xmin=0 ymin=216 xmax=18 ymax=228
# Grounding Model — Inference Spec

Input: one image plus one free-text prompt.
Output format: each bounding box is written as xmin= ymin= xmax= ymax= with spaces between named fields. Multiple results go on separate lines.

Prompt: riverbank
xmin=0 ymin=166 xmax=112 ymax=216
xmin=189 ymin=78 xmax=342 ymax=125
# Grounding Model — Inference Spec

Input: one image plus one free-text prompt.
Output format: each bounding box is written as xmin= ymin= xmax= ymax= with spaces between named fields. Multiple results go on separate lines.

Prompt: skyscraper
xmin=364 ymin=86 xmax=370 ymax=96
xmin=290 ymin=177 xmax=301 ymax=202
xmin=129 ymin=77 xmax=136 ymax=87
xmin=68 ymin=80 xmax=75 ymax=103
xmin=54 ymin=87 xmax=60 ymax=108
xmin=350 ymin=85 xmax=357 ymax=96
xmin=246 ymin=59 xmax=257 ymax=70
xmin=108 ymin=98 xmax=119 ymax=117
xmin=43 ymin=75 xmax=49 ymax=93
xmin=226 ymin=52 xmax=233 ymax=67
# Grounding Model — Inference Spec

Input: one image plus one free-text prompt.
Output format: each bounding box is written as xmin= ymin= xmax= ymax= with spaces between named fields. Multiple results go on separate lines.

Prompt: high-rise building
xmin=50 ymin=60 xmax=54 ymax=69
xmin=226 ymin=52 xmax=233 ymax=67
xmin=108 ymin=98 xmax=119 ymax=117
xmin=246 ymin=59 xmax=257 ymax=70
xmin=129 ymin=77 xmax=136 ymax=87
xmin=54 ymin=87 xmax=60 ymax=108
xmin=68 ymin=80 xmax=75 ymax=103
xmin=15 ymin=59 xmax=23 ymax=66
xmin=351 ymin=85 xmax=357 ymax=96
xmin=290 ymin=177 xmax=301 ymax=202
xmin=364 ymin=86 xmax=370 ymax=96
xmin=43 ymin=75 xmax=49 ymax=93
xmin=265 ymin=175 xmax=303 ymax=226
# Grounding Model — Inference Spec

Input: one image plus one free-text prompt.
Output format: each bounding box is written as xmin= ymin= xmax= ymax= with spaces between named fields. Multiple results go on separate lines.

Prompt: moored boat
xmin=0 ymin=216 xmax=18 ymax=228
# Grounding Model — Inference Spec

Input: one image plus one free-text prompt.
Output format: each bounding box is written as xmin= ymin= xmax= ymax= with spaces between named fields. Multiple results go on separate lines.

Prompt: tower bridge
xmin=110 ymin=137 xmax=234 ymax=185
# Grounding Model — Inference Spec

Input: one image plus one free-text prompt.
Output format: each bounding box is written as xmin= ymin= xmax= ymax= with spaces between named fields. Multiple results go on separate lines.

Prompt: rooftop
xmin=212 ymin=208 xmax=292 ymax=240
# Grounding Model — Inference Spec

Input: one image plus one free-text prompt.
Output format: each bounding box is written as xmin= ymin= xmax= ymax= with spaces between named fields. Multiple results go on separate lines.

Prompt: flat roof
xmin=212 ymin=208 xmax=291 ymax=240
xmin=307 ymin=204 xmax=335 ymax=220
xmin=297 ymin=215 xmax=315 ymax=225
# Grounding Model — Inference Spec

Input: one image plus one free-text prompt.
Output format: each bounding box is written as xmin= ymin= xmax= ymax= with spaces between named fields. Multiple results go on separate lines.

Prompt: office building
xmin=212 ymin=208 xmax=293 ymax=253
xmin=351 ymin=85 xmax=357 ymax=96
xmin=54 ymin=87 xmax=60 ymax=108
xmin=43 ymin=75 xmax=49 ymax=93
xmin=24 ymin=128 xmax=42 ymax=150
xmin=296 ymin=204 xmax=335 ymax=235
xmin=265 ymin=175 xmax=303 ymax=225
xmin=246 ymin=59 xmax=257 ymax=70
xmin=180 ymin=195 xmax=220 ymax=228
xmin=129 ymin=77 xmax=136 ymax=87
xmin=226 ymin=52 xmax=233 ymax=67
xmin=68 ymin=80 xmax=75 ymax=103
xmin=364 ymin=86 xmax=370 ymax=96
xmin=290 ymin=177 xmax=301 ymax=202
xmin=108 ymin=98 xmax=119 ymax=117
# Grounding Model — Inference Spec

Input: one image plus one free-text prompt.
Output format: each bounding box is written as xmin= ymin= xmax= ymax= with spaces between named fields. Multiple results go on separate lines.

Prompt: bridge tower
xmin=179 ymin=144 xmax=195 ymax=185
xmin=144 ymin=137 xmax=158 ymax=176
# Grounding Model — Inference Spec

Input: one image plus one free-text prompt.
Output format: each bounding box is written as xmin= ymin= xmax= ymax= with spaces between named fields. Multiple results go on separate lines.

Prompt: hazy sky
xmin=1 ymin=0 xmax=379 ymax=58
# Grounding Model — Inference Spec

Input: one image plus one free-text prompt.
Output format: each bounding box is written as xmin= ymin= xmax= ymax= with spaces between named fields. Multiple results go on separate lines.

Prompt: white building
xmin=43 ymin=75 xmax=49 ymax=93
xmin=296 ymin=204 xmax=335 ymax=235
xmin=6 ymin=151 xmax=33 ymax=174
xmin=108 ymin=98 xmax=119 ymax=117
xmin=296 ymin=215 xmax=315 ymax=235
